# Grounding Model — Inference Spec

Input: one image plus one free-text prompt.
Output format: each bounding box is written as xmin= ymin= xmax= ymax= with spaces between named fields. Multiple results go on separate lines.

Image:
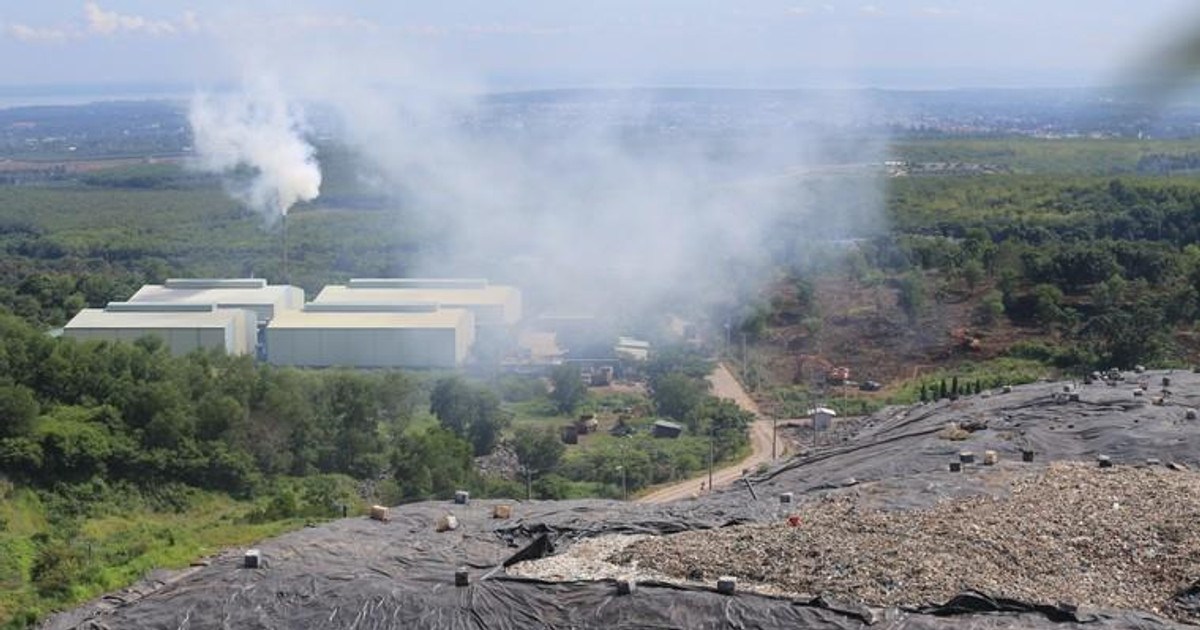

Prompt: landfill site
xmin=43 ymin=369 xmax=1200 ymax=629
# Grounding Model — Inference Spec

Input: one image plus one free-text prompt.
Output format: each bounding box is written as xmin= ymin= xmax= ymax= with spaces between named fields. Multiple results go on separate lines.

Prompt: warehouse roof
xmin=313 ymin=284 xmax=517 ymax=308
xmin=65 ymin=307 xmax=245 ymax=329
xmin=129 ymin=280 xmax=302 ymax=313
xmin=268 ymin=308 xmax=473 ymax=330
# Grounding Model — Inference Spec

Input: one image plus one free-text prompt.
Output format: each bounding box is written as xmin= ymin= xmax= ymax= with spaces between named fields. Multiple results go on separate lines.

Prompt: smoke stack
xmin=281 ymin=212 xmax=289 ymax=284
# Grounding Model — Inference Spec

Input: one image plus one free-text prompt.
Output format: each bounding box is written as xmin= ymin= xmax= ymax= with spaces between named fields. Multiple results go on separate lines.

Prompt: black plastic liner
xmin=41 ymin=371 xmax=1200 ymax=629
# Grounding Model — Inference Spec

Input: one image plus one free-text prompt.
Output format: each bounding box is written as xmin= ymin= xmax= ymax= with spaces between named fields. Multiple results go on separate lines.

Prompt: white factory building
xmin=312 ymin=278 xmax=522 ymax=327
xmin=266 ymin=303 xmax=476 ymax=369
xmin=63 ymin=303 xmax=257 ymax=356
xmin=61 ymin=277 xmax=519 ymax=369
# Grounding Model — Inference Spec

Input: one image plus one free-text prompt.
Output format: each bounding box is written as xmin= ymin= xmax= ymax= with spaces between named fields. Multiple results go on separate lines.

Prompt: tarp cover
xmin=41 ymin=370 xmax=1200 ymax=629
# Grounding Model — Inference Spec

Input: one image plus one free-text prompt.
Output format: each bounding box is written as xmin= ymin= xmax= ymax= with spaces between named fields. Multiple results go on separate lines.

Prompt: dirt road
xmin=637 ymin=362 xmax=781 ymax=503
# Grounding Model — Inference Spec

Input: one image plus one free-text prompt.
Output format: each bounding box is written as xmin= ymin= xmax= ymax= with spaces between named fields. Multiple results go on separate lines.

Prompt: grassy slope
xmin=0 ymin=485 xmax=301 ymax=628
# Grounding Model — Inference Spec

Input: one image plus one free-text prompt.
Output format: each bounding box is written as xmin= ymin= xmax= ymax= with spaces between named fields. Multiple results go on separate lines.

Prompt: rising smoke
xmin=195 ymin=27 xmax=885 ymax=328
xmin=189 ymin=81 xmax=322 ymax=222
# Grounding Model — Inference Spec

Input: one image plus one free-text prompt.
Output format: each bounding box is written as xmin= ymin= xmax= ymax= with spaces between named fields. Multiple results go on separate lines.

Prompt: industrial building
xmin=63 ymin=303 xmax=257 ymax=356
xmin=129 ymin=278 xmax=305 ymax=325
xmin=266 ymin=303 xmax=475 ymax=369
xmin=61 ymin=277 xmax=511 ymax=369
xmin=312 ymin=278 xmax=521 ymax=327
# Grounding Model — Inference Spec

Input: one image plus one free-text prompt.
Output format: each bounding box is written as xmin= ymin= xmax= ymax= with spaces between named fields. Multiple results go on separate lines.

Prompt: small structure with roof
xmin=652 ymin=420 xmax=684 ymax=439
xmin=810 ymin=407 xmax=837 ymax=432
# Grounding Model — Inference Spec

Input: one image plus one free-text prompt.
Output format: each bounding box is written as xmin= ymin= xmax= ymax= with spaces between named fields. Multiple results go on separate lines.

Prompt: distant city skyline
xmin=1 ymin=1 xmax=1197 ymax=92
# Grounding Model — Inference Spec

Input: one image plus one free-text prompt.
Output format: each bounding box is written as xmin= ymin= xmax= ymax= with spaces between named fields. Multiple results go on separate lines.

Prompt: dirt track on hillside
xmin=638 ymin=363 xmax=780 ymax=503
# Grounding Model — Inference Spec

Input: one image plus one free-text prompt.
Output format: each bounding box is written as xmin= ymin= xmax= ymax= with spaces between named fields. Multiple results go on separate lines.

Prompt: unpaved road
xmin=637 ymin=362 xmax=781 ymax=503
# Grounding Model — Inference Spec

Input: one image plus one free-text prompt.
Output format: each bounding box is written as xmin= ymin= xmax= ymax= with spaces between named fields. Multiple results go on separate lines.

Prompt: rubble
xmin=610 ymin=463 xmax=1200 ymax=622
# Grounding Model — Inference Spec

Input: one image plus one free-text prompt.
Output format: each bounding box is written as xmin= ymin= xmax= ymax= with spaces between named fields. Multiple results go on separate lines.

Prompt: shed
xmin=652 ymin=420 xmax=684 ymax=439
xmin=810 ymin=407 xmax=838 ymax=432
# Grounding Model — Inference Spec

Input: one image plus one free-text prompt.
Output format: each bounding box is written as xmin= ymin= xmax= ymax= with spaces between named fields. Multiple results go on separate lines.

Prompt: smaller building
xmin=652 ymin=420 xmax=684 ymax=439
xmin=614 ymin=336 xmax=650 ymax=361
xmin=64 ymin=303 xmax=256 ymax=356
xmin=810 ymin=407 xmax=837 ymax=432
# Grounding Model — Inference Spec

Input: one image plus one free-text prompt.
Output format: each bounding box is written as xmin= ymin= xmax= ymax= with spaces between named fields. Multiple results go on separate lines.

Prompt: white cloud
xmin=787 ymin=4 xmax=835 ymax=17
xmin=460 ymin=24 xmax=575 ymax=36
xmin=285 ymin=14 xmax=379 ymax=32
xmin=919 ymin=6 xmax=960 ymax=17
xmin=6 ymin=23 xmax=72 ymax=44
xmin=859 ymin=4 xmax=884 ymax=17
xmin=84 ymin=2 xmax=178 ymax=37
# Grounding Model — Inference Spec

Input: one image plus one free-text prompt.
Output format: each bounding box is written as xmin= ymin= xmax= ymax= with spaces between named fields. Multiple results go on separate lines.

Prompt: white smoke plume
xmin=202 ymin=23 xmax=885 ymax=328
xmin=188 ymin=82 xmax=322 ymax=222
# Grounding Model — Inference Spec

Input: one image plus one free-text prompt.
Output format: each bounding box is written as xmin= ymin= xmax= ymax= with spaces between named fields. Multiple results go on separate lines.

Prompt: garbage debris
xmin=436 ymin=514 xmax=459 ymax=532
xmin=611 ymin=463 xmax=1200 ymax=623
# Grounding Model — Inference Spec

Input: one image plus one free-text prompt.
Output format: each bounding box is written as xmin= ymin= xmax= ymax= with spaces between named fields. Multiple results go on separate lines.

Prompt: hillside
xmin=733 ymin=143 xmax=1200 ymax=415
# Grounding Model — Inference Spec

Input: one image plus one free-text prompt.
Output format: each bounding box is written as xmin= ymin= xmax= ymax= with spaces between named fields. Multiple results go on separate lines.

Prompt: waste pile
xmin=613 ymin=462 xmax=1200 ymax=623
xmin=40 ymin=370 xmax=1200 ymax=630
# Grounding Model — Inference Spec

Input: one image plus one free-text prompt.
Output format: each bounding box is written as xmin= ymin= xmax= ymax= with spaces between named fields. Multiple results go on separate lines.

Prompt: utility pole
xmin=617 ymin=466 xmax=627 ymax=501
xmin=708 ymin=422 xmax=715 ymax=493
xmin=741 ymin=331 xmax=747 ymax=375
xmin=281 ymin=213 xmax=289 ymax=284
xmin=772 ymin=416 xmax=777 ymax=460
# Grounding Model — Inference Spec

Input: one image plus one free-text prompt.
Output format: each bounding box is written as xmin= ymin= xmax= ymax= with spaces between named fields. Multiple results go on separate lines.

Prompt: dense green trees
xmin=0 ymin=314 xmax=423 ymax=495
xmin=429 ymin=377 xmax=508 ymax=456
xmin=512 ymin=426 xmax=566 ymax=474
xmin=392 ymin=427 xmax=475 ymax=500
xmin=549 ymin=365 xmax=587 ymax=414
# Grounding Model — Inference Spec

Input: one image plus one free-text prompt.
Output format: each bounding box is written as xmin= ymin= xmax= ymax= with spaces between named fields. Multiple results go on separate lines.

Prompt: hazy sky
xmin=1 ymin=0 xmax=1198 ymax=90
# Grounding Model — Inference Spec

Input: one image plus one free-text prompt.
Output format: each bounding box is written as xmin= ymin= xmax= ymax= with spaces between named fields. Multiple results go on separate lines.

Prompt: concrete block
xmin=454 ymin=490 xmax=470 ymax=505
xmin=717 ymin=576 xmax=737 ymax=595
xmin=959 ymin=451 xmax=975 ymax=464
xmin=244 ymin=549 xmax=262 ymax=569
xmin=779 ymin=492 xmax=793 ymax=504
xmin=1098 ymin=455 xmax=1113 ymax=468
xmin=616 ymin=578 xmax=636 ymax=595
xmin=370 ymin=505 xmax=390 ymax=522
xmin=983 ymin=450 xmax=998 ymax=465
xmin=455 ymin=567 xmax=469 ymax=587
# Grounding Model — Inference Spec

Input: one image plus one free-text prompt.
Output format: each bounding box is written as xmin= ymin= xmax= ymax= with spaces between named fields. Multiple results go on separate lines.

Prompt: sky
xmin=0 ymin=0 xmax=1198 ymax=91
